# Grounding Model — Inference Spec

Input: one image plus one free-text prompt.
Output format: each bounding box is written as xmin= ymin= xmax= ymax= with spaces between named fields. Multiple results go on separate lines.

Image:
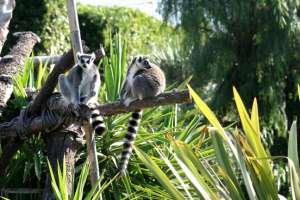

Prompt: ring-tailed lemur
xmin=58 ymin=52 xmax=105 ymax=135
xmin=119 ymin=55 xmax=166 ymax=176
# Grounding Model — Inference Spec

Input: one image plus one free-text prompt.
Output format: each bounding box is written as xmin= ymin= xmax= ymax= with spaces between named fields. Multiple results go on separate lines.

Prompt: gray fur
xmin=59 ymin=52 xmax=106 ymax=135
xmin=120 ymin=56 xmax=165 ymax=106
xmin=118 ymin=56 xmax=165 ymax=176
xmin=58 ymin=52 xmax=100 ymax=106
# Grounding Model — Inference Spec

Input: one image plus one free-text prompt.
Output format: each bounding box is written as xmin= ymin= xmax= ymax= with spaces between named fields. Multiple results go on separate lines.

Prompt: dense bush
xmin=3 ymin=0 xmax=70 ymax=55
xmin=78 ymin=5 xmax=176 ymax=56
xmin=3 ymin=1 xmax=177 ymax=56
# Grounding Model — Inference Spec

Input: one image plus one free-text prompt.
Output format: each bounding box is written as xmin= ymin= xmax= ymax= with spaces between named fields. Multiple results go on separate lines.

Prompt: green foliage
xmin=0 ymin=56 xmax=50 ymax=191
xmin=159 ymin=0 xmax=300 ymax=141
xmin=152 ymin=34 xmax=190 ymax=86
xmin=133 ymin=86 xmax=300 ymax=199
xmin=78 ymin=4 xmax=176 ymax=56
xmin=101 ymin=33 xmax=127 ymax=102
xmin=4 ymin=1 xmax=177 ymax=56
xmin=4 ymin=0 xmax=70 ymax=55
xmin=47 ymin=160 xmax=112 ymax=200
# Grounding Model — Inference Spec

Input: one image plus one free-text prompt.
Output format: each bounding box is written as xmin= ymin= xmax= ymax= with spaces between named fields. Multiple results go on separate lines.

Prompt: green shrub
xmin=4 ymin=1 xmax=177 ymax=56
xmin=4 ymin=0 xmax=70 ymax=55
xmin=78 ymin=5 xmax=176 ymax=56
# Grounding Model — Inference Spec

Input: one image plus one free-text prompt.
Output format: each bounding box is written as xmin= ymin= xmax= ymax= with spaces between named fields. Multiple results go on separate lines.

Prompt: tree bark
xmin=0 ymin=32 xmax=40 ymax=176
xmin=0 ymin=90 xmax=191 ymax=139
xmin=97 ymin=90 xmax=192 ymax=116
xmin=42 ymin=126 xmax=82 ymax=200
xmin=0 ymin=32 xmax=40 ymax=112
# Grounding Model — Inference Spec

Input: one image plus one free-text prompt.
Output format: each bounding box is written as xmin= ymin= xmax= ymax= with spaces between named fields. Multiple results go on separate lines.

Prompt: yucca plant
xmin=132 ymin=85 xmax=300 ymax=199
xmin=47 ymin=159 xmax=118 ymax=200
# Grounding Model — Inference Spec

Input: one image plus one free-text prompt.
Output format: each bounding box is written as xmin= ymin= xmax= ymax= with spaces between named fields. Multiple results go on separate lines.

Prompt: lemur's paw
xmin=87 ymin=102 xmax=98 ymax=109
xmin=75 ymin=137 xmax=86 ymax=145
xmin=122 ymin=98 xmax=135 ymax=107
xmin=69 ymin=103 xmax=81 ymax=117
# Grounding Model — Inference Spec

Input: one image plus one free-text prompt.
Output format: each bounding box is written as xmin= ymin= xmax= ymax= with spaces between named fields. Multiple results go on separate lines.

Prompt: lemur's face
xmin=77 ymin=52 xmax=95 ymax=69
xmin=131 ymin=56 xmax=152 ymax=70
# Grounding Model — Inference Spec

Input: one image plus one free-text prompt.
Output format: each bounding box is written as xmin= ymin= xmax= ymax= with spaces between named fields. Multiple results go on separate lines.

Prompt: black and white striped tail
xmin=90 ymin=108 xmax=106 ymax=136
xmin=119 ymin=110 xmax=143 ymax=176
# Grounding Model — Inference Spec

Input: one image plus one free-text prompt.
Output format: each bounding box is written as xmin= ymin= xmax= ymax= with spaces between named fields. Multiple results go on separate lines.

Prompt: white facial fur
xmin=76 ymin=52 xmax=95 ymax=69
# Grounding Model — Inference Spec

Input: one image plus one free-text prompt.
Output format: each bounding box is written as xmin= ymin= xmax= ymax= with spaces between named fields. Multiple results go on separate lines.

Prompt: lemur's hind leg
xmin=59 ymin=74 xmax=80 ymax=116
xmin=58 ymin=74 xmax=71 ymax=102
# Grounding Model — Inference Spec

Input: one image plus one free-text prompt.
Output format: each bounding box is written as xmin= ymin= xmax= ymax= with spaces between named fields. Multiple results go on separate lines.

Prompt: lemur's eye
xmin=87 ymin=60 xmax=90 ymax=64
xmin=80 ymin=58 xmax=84 ymax=63
xmin=143 ymin=60 xmax=149 ymax=66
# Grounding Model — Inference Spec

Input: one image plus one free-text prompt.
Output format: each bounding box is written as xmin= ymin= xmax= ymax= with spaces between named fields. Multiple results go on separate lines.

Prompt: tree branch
xmin=0 ymin=32 xmax=40 ymax=111
xmin=0 ymin=90 xmax=191 ymax=139
xmin=98 ymin=90 xmax=192 ymax=116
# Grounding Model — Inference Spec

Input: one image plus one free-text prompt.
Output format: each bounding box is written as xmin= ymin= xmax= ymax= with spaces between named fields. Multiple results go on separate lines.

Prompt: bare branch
xmin=98 ymin=90 xmax=192 ymax=116
xmin=0 ymin=90 xmax=191 ymax=139
xmin=32 ymin=55 xmax=62 ymax=67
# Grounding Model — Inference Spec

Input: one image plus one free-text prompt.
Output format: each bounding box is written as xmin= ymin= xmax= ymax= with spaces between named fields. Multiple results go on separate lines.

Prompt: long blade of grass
xmin=135 ymin=146 xmax=185 ymax=200
xmin=233 ymin=87 xmax=277 ymax=196
xmin=47 ymin=159 xmax=62 ymax=200
xmin=188 ymin=85 xmax=257 ymax=199
xmin=155 ymin=146 xmax=193 ymax=199
xmin=210 ymin=130 xmax=244 ymax=198
xmin=74 ymin=161 xmax=89 ymax=200
xmin=288 ymin=120 xmax=300 ymax=200
xmin=187 ymin=85 xmax=227 ymax=141
xmin=250 ymin=98 xmax=260 ymax=135
xmin=56 ymin=160 xmax=68 ymax=200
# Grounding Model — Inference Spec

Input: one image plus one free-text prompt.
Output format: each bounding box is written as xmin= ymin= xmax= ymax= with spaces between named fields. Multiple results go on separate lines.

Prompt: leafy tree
xmin=4 ymin=1 xmax=178 ymax=56
xmin=78 ymin=5 xmax=176 ymax=56
xmin=4 ymin=0 xmax=70 ymax=55
xmin=159 ymin=0 xmax=300 ymax=145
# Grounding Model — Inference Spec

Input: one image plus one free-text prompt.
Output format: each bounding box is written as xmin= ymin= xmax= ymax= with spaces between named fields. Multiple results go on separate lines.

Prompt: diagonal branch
xmin=0 ymin=32 xmax=40 ymax=111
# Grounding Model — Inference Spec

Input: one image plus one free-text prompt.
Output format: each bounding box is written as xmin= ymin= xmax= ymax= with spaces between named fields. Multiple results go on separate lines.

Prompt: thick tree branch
xmin=0 ymin=90 xmax=191 ymax=139
xmin=0 ymin=32 xmax=40 ymax=110
xmin=98 ymin=90 xmax=192 ymax=116
xmin=28 ymin=49 xmax=74 ymax=115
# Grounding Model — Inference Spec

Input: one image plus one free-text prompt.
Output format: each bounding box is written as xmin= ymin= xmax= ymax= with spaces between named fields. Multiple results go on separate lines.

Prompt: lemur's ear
xmin=90 ymin=53 xmax=96 ymax=61
xmin=129 ymin=56 xmax=136 ymax=66
xmin=76 ymin=52 xmax=81 ymax=61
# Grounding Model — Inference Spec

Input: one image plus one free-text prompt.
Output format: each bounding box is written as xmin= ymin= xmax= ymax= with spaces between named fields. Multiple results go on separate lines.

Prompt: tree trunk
xmin=0 ymin=32 xmax=40 ymax=175
xmin=0 ymin=32 xmax=40 ymax=111
xmin=42 ymin=126 xmax=83 ymax=200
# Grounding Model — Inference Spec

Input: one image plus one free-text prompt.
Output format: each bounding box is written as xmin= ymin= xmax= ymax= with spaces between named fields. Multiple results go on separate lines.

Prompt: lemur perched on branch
xmin=119 ymin=55 xmax=166 ymax=176
xmin=58 ymin=52 xmax=105 ymax=135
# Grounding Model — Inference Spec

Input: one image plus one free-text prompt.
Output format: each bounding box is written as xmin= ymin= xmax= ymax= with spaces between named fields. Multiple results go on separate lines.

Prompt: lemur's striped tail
xmin=90 ymin=108 xmax=106 ymax=135
xmin=119 ymin=110 xmax=143 ymax=176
